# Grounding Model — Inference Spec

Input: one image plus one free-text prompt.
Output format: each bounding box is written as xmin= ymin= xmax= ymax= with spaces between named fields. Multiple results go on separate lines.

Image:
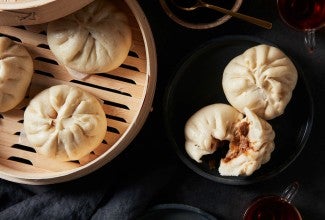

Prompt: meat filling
xmin=223 ymin=121 xmax=250 ymax=163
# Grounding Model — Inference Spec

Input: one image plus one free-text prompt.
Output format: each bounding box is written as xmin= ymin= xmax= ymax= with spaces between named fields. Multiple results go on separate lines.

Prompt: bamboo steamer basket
xmin=0 ymin=0 xmax=157 ymax=184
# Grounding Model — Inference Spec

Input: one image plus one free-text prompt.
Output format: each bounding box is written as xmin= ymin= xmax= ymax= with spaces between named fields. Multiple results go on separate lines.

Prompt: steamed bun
xmin=218 ymin=108 xmax=275 ymax=176
xmin=222 ymin=44 xmax=298 ymax=120
xmin=184 ymin=104 xmax=275 ymax=176
xmin=47 ymin=0 xmax=132 ymax=74
xmin=0 ymin=36 xmax=33 ymax=112
xmin=24 ymin=85 xmax=107 ymax=161
xmin=185 ymin=104 xmax=243 ymax=163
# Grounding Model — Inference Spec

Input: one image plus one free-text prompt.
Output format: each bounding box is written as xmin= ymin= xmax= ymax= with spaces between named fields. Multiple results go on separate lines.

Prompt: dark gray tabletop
xmin=1 ymin=0 xmax=324 ymax=219
xmin=136 ymin=0 xmax=324 ymax=219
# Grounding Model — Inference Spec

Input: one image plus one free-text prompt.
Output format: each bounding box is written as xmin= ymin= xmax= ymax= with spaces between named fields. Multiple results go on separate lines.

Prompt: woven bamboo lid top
xmin=0 ymin=0 xmax=95 ymax=25
xmin=0 ymin=0 xmax=56 ymax=8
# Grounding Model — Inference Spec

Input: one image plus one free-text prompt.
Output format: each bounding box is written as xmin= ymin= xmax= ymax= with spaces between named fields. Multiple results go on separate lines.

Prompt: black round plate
xmin=138 ymin=203 xmax=217 ymax=220
xmin=163 ymin=35 xmax=314 ymax=185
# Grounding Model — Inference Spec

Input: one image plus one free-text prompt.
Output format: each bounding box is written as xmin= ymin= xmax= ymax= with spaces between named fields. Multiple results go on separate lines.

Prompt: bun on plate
xmin=184 ymin=103 xmax=275 ymax=176
xmin=222 ymin=44 xmax=298 ymax=120
xmin=218 ymin=107 xmax=275 ymax=176
xmin=184 ymin=104 xmax=243 ymax=163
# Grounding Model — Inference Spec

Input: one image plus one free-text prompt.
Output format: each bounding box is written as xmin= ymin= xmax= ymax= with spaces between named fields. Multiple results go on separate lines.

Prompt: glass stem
xmin=304 ymin=29 xmax=316 ymax=52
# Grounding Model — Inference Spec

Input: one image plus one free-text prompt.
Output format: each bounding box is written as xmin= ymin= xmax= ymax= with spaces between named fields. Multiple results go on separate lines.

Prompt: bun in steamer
xmin=47 ymin=0 xmax=132 ymax=74
xmin=184 ymin=104 xmax=275 ymax=176
xmin=222 ymin=44 xmax=298 ymax=120
xmin=0 ymin=36 xmax=33 ymax=112
xmin=24 ymin=85 xmax=107 ymax=161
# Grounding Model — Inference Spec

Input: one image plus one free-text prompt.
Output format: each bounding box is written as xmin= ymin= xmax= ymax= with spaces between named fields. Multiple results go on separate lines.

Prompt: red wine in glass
xmin=277 ymin=0 xmax=325 ymax=51
xmin=243 ymin=182 xmax=302 ymax=220
xmin=243 ymin=196 xmax=302 ymax=220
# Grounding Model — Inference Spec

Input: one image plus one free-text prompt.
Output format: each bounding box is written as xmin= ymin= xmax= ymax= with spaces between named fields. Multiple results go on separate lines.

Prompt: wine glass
xmin=243 ymin=182 xmax=302 ymax=220
xmin=277 ymin=0 xmax=325 ymax=52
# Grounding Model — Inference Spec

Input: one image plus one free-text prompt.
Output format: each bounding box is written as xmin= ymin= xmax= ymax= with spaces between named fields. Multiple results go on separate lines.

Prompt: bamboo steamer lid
xmin=0 ymin=0 xmax=95 ymax=25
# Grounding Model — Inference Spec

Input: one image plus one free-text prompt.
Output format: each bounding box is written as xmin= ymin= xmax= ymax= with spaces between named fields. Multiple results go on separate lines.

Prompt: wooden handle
xmin=206 ymin=4 xmax=272 ymax=29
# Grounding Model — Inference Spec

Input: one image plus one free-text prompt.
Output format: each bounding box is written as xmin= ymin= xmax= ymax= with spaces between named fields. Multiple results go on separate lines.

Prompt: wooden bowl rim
xmin=0 ymin=0 xmax=60 ymax=10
